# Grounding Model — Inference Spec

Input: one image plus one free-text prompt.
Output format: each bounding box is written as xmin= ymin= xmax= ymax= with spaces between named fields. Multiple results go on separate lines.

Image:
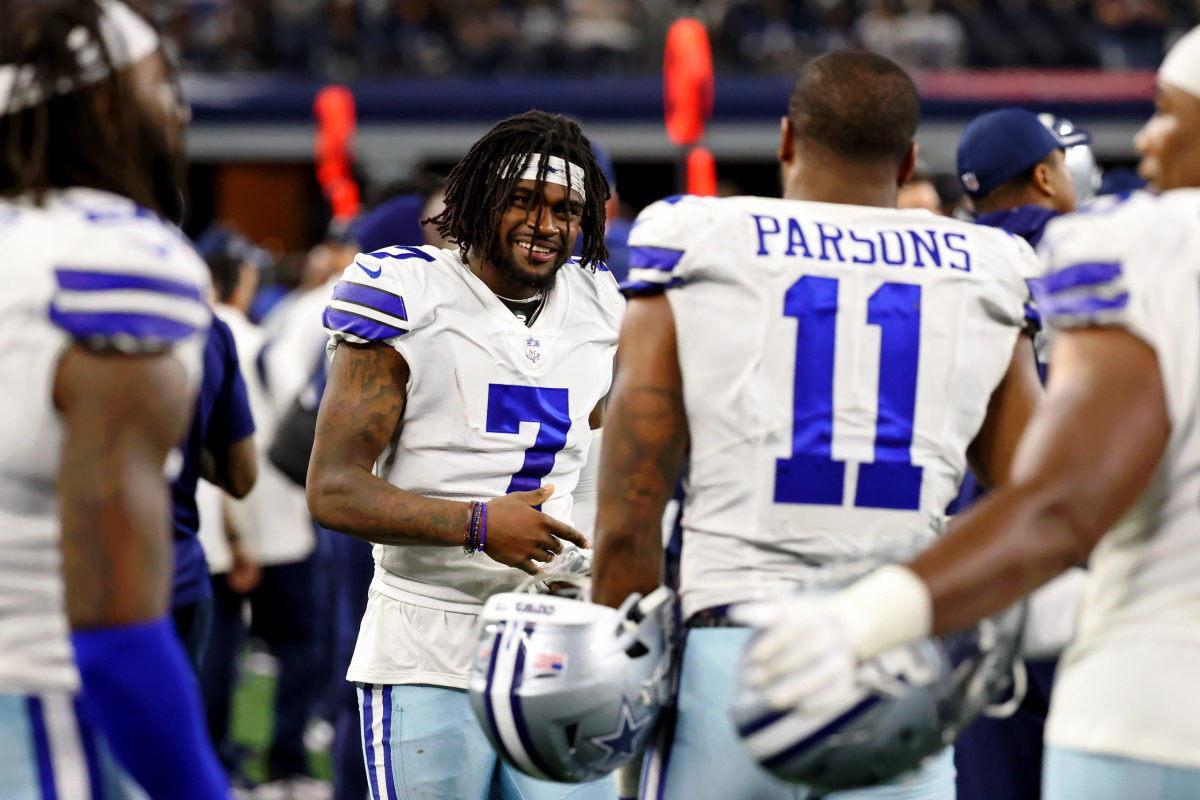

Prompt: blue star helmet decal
xmin=587 ymin=697 xmax=654 ymax=771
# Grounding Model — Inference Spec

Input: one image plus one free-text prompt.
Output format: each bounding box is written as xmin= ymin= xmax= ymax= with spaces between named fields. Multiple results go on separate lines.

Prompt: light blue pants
xmin=0 ymin=691 xmax=144 ymax=800
xmin=641 ymin=629 xmax=955 ymax=800
xmin=357 ymin=683 xmax=616 ymax=800
xmin=1044 ymin=746 xmax=1200 ymax=800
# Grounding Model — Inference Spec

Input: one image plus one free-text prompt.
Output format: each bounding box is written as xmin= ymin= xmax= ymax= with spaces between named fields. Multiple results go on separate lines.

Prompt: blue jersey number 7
xmin=774 ymin=276 xmax=923 ymax=510
xmin=487 ymin=385 xmax=572 ymax=499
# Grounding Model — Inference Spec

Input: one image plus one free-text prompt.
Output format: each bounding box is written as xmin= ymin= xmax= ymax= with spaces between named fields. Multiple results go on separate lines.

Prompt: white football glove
xmin=737 ymin=596 xmax=859 ymax=713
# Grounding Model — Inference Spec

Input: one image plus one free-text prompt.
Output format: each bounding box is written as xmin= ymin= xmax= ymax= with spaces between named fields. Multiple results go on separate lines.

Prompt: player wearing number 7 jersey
xmin=307 ymin=111 xmax=623 ymax=800
xmin=592 ymin=51 xmax=1043 ymax=800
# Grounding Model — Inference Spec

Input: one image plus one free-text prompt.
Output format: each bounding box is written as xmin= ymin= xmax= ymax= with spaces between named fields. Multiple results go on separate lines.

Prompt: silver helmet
xmin=1039 ymin=113 xmax=1101 ymax=206
xmin=467 ymin=583 xmax=676 ymax=783
xmin=730 ymin=602 xmax=1026 ymax=793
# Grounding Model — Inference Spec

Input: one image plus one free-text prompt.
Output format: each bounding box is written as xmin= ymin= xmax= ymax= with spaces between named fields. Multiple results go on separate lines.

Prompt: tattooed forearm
xmin=306 ymin=343 xmax=470 ymax=547
xmin=593 ymin=294 xmax=688 ymax=607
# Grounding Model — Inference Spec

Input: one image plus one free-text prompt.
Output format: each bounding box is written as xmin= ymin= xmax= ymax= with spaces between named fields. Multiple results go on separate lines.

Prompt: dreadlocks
xmin=0 ymin=0 xmax=173 ymax=217
xmin=429 ymin=110 xmax=611 ymax=269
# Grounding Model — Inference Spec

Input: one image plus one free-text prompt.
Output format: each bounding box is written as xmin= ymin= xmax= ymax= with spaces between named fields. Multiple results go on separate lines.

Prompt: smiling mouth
xmin=515 ymin=239 xmax=558 ymax=264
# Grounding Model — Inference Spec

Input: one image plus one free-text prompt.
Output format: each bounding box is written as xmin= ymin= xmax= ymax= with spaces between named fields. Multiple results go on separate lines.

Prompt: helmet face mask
xmin=731 ymin=602 xmax=1026 ymax=793
xmin=468 ymin=586 xmax=676 ymax=784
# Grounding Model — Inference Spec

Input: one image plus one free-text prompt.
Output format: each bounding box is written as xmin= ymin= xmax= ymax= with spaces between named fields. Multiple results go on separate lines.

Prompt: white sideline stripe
xmin=42 ymin=692 xmax=90 ymax=800
xmin=371 ymin=686 xmax=391 ymax=799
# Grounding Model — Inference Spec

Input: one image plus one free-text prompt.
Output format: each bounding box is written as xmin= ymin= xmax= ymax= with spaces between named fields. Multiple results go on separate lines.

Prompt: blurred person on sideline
xmin=193 ymin=227 xmax=329 ymax=799
xmin=949 ymin=106 xmax=1096 ymax=800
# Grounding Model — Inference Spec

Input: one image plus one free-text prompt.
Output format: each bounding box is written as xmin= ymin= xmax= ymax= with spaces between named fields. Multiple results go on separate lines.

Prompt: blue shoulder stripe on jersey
xmin=323 ymin=307 xmax=407 ymax=341
xmin=620 ymin=277 xmax=682 ymax=297
xmin=629 ymin=245 xmax=684 ymax=273
xmin=1039 ymin=291 xmax=1129 ymax=318
xmin=367 ymin=246 xmax=436 ymax=262
xmin=1029 ymin=261 xmax=1121 ymax=298
xmin=660 ymin=194 xmax=686 ymax=205
xmin=331 ymin=280 xmax=408 ymax=321
xmin=55 ymin=268 xmax=203 ymax=301
xmin=49 ymin=308 xmax=200 ymax=343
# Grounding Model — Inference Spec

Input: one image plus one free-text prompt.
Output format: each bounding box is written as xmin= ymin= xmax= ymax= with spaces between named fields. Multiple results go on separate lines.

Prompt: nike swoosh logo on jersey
xmin=357 ymin=261 xmax=382 ymax=279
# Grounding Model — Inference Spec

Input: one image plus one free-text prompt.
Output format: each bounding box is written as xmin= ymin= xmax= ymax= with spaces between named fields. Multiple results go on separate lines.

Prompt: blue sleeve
xmin=72 ymin=617 xmax=229 ymax=799
xmin=206 ymin=319 xmax=255 ymax=446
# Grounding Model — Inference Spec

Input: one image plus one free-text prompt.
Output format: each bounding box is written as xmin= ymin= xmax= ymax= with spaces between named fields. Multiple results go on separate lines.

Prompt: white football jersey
xmin=324 ymin=245 xmax=623 ymax=610
xmin=626 ymin=195 xmax=1041 ymax=617
xmin=1033 ymin=189 xmax=1200 ymax=768
xmin=0 ymin=188 xmax=209 ymax=693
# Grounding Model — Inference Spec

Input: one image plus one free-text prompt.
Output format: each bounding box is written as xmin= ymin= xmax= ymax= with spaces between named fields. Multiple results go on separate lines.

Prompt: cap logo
xmin=961 ymin=172 xmax=980 ymax=193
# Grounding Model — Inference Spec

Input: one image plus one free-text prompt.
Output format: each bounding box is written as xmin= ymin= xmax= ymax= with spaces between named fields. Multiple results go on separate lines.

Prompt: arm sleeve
xmin=205 ymin=318 xmax=256 ymax=448
xmin=72 ymin=617 xmax=229 ymax=800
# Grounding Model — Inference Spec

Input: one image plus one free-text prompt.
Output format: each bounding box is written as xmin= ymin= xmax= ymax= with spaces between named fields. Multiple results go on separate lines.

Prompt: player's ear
xmin=778 ymin=116 xmax=796 ymax=166
xmin=897 ymin=141 xmax=918 ymax=188
xmin=1031 ymin=158 xmax=1054 ymax=197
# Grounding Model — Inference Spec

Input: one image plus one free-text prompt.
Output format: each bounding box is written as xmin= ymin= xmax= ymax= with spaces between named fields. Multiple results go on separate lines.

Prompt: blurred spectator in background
xmin=898 ymin=171 xmax=945 ymax=211
xmin=857 ymin=0 xmax=966 ymax=69
xmin=194 ymin=226 xmax=326 ymax=800
xmin=143 ymin=0 xmax=1200 ymax=77
xmin=170 ymin=263 xmax=259 ymax=672
xmin=1097 ymin=164 xmax=1149 ymax=193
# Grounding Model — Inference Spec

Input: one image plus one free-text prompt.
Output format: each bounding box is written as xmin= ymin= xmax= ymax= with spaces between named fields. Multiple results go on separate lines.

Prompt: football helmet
xmin=467 ymin=581 xmax=675 ymax=783
xmin=731 ymin=601 xmax=1026 ymax=793
xmin=1039 ymin=113 xmax=1101 ymax=207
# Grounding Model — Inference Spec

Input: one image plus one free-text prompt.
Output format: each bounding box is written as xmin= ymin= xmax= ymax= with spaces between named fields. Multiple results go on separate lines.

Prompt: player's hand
xmin=483 ymin=484 xmax=589 ymax=576
xmin=735 ymin=596 xmax=859 ymax=713
xmin=226 ymin=541 xmax=261 ymax=595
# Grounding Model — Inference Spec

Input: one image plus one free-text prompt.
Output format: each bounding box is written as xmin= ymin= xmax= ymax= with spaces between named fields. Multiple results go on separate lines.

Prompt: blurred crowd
xmin=139 ymin=0 xmax=1200 ymax=79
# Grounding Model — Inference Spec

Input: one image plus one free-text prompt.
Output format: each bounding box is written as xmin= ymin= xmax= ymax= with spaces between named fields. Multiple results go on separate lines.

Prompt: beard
xmin=486 ymin=232 xmax=569 ymax=294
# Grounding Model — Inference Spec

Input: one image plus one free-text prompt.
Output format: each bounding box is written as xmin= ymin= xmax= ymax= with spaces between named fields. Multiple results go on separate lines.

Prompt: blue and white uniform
xmin=622 ymin=194 xmax=1041 ymax=800
xmin=0 ymin=188 xmax=209 ymax=799
xmin=1030 ymin=190 xmax=1200 ymax=798
xmin=322 ymin=244 xmax=622 ymax=800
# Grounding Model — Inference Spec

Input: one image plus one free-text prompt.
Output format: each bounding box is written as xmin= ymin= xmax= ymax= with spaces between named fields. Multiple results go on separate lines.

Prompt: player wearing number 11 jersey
xmin=592 ymin=52 xmax=1044 ymax=800
xmin=307 ymin=111 xmax=622 ymax=800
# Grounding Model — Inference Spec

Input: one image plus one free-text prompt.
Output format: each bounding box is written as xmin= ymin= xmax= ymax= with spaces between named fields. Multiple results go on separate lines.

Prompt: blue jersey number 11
xmin=774 ymin=276 xmax=924 ymax=511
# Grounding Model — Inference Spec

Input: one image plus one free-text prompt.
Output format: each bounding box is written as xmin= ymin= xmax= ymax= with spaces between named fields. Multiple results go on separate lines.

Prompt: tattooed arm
xmin=56 ymin=346 xmax=192 ymax=628
xmin=593 ymin=294 xmax=688 ymax=607
xmin=306 ymin=342 xmax=586 ymax=572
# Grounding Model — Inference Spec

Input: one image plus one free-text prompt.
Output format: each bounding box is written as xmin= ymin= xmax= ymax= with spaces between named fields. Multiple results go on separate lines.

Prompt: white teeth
xmin=519 ymin=240 xmax=553 ymax=255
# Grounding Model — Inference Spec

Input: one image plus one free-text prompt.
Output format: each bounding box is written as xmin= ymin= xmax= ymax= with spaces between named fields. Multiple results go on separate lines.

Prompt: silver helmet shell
xmin=1038 ymin=113 xmax=1101 ymax=206
xmin=731 ymin=602 xmax=1025 ymax=793
xmin=468 ymin=586 xmax=675 ymax=783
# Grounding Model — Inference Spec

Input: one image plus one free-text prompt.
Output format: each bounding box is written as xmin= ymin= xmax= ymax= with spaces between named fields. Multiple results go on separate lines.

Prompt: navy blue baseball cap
xmin=956 ymin=108 xmax=1092 ymax=198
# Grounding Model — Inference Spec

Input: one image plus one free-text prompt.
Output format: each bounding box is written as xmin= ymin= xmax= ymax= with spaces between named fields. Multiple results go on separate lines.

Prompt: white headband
xmin=0 ymin=0 xmax=159 ymax=116
xmin=1160 ymin=25 xmax=1200 ymax=101
xmin=501 ymin=153 xmax=587 ymax=201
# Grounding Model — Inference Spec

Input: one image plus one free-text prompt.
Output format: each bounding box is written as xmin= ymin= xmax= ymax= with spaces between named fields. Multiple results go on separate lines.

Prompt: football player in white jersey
xmin=592 ymin=51 xmax=1043 ymax=800
xmin=0 ymin=1 xmax=228 ymax=799
xmin=742 ymin=26 xmax=1200 ymax=800
xmin=307 ymin=111 xmax=623 ymax=800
